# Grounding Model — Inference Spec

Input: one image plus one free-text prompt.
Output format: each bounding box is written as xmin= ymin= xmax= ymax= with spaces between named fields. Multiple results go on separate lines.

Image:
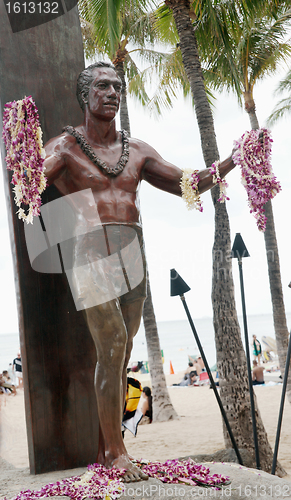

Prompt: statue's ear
xmin=81 ymin=91 xmax=88 ymax=105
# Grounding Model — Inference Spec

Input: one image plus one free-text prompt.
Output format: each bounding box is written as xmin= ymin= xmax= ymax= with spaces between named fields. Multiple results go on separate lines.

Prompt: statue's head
xmin=76 ymin=61 xmax=119 ymax=112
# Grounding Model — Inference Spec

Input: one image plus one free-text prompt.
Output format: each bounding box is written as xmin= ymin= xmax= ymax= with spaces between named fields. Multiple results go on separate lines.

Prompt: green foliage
xmin=153 ymin=5 xmax=179 ymax=46
xmin=79 ymin=0 xmax=291 ymax=119
xmin=143 ymin=48 xmax=191 ymax=116
xmin=78 ymin=0 xmax=157 ymax=56
xmin=267 ymin=68 xmax=291 ymax=125
xmin=197 ymin=4 xmax=291 ymax=106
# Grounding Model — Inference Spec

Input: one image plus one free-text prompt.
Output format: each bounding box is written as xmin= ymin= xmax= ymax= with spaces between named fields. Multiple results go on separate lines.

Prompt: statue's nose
xmin=107 ymin=85 xmax=117 ymax=96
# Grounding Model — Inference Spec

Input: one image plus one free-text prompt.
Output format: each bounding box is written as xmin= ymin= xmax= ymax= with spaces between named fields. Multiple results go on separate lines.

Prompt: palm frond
xmin=122 ymin=11 xmax=160 ymax=47
xmin=79 ymin=0 xmax=122 ymax=55
xmin=193 ymin=1 xmax=242 ymax=97
xmin=153 ymin=5 xmax=179 ymax=45
xmin=274 ymin=68 xmax=291 ymax=95
xmin=267 ymin=96 xmax=291 ymax=125
xmin=78 ymin=0 xmax=157 ymax=57
xmin=244 ymin=13 xmax=291 ymax=85
xmin=130 ymin=47 xmax=169 ymax=72
xmin=197 ymin=3 xmax=291 ymax=106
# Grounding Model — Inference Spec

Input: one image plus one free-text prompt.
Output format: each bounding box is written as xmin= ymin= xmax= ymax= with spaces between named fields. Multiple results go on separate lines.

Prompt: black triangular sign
xmin=231 ymin=233 xmax=250 ymax=259
xmin=170 ymin=269 xmax=191 ymax=296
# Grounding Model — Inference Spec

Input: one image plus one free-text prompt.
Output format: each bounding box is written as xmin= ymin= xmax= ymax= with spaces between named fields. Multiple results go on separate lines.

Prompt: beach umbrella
xmin=170 ymin=268 xmax=243 ymax=466
xmin=231 ymin=233 xmax=260 ymax=469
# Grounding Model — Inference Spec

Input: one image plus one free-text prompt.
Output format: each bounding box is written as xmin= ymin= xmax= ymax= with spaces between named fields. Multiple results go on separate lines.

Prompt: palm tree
xmin=77 ymin=0 xmax=286 ymax=473
xmin=154 ymin=0 xmax=286 ymax=474
xmin=78 ymin=0 xmax=178 ymax=421
xmin=200 ymin=5 xmax=291 ymax=404
xmin=267 ymin=69 xmax=291 ymax=125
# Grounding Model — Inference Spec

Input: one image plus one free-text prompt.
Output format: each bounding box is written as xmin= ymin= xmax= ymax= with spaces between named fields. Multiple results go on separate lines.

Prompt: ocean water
xmin=0 ymin=332 xmax=20 ymax=373
xmin=130 ymin=312 xmax=291 ymax=374
xmin=1 ymin=312 xmax=290 ymax=375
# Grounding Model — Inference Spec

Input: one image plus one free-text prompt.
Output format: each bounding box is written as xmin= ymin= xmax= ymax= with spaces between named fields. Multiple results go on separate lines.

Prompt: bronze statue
xmin=44 ymin=61 xmax=236 ymax=482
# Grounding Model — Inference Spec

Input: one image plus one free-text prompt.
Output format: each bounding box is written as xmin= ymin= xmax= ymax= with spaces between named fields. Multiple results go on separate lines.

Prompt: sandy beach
xmin=0 ymin=373 xmax=291 ymax=499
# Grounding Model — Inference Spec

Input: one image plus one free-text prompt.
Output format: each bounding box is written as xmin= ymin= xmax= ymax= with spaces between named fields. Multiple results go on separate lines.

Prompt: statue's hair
xmin=76 ymin=61 xmax=118 ymax=112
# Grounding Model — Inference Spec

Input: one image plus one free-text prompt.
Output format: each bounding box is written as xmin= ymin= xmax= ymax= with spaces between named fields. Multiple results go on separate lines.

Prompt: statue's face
xmin=87 ymin=67 xmax=122 ymax=121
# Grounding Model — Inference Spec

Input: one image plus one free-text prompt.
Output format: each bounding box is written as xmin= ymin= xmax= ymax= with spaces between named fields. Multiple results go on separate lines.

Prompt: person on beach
xmin=122 ymin=377 xmax=143 ymax=437
xmin=0 ymin=374 xmax=6 ymax=394
xmin=192 ymin=359 xmax=202 ymax=376
xmin=189 ymin=371 xmax=198 ymax=385
xmin=3 ymin=370 xmax=17 ymax=395
xmin=0 ymin=373 xmax=17 ymax=395
xmin=197 ymin=356 xmax=205 ymax=372
xmin=12 ymin=353 xmax=23 ymax=388
xmin=253 ymin=335 xmax=262 ymax=365
xmin=139 ymin=386 xmax=153 ymax=423
xmin=43 ymin=61 xmax=237 ymax=481
xmin=184 ymin=362 xmax=194 ymax=376
xmin=252 ymin=360 xmax=265 ymax=385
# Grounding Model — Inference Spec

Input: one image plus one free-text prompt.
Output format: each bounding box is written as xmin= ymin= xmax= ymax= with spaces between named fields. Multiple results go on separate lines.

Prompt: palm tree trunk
xmin=113 ymin=51 xmax=131 ymax=136
xmin=264 ymin=201 xmax=291 ymax=402
xmin=166 ymin=0 xmax=284 ymax=474
xmin=243 ymin=90 xmax=259 ymax=129
xmin=244 ymin=101 xmax=291 ymax=403
xmin=165 ymin=0 xmax=218 ymax=167
xmin=116 ymin=58 xmax=178 ymax=421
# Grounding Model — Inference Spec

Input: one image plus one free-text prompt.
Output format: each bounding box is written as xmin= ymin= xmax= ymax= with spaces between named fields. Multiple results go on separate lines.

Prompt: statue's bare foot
xmin=96 ymin=451 xmax=106 ymax=466
xmin=112 ymin=454 xmax=148 ymax=483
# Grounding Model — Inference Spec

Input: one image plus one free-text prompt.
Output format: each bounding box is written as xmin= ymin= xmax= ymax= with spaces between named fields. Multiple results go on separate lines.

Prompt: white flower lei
xmin=180 ymin=162 xmax=229 ymax=212
xmin=180 ymin=169 xmax=203 ymax=212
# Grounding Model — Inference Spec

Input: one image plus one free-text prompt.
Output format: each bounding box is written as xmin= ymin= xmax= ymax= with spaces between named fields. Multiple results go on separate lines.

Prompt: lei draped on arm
xmin=181 ymin=128 xmax=281 ymax=232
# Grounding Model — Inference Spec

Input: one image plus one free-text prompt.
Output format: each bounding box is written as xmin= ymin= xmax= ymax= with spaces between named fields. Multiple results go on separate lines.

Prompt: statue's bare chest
xmin=64 ymin=139 xmax=144 ymax=193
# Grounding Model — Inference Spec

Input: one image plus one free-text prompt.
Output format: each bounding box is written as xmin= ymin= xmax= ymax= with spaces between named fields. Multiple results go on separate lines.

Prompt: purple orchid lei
xmin=4 ymin=464 xmax=125 ymax=500
xmin=136 ymin=458 xmax=230 ymax=489
xmin=4 ymin=459 xmax=230 ymax=500
xmin=232 ymin=128 xmax=281 ymax=232
xmin=2 ymin=96 xmax=47 ymax=224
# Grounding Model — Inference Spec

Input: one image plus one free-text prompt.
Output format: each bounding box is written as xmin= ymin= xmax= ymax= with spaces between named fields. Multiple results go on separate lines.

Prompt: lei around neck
xmin=63 ymin=126 xmax=130 ymax=177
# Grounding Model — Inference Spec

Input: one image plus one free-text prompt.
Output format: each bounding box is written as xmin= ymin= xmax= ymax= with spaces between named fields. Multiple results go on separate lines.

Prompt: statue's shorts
xmin=68 ymin=223 xmax=147 ymax=311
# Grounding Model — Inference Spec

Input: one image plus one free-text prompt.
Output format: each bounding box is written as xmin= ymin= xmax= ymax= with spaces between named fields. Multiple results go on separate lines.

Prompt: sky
xmin=0 ymin=64 xmax=290 ymax=334
xmin=131 ymin=75 xmax=291 ymax=324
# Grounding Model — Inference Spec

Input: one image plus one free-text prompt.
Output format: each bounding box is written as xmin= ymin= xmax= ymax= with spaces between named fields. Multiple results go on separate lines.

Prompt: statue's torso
xmin=53 ymin=133 xmax=145 ymax=225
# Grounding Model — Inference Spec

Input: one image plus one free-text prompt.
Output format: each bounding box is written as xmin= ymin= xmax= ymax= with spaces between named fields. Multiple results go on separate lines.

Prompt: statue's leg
xmin=85 ymin=299 xmax=126 ymax=463
xmin=120 ymin=298 xmax=145 ymax=404
xmin=84 ymin=298 xmax=148 ymax=482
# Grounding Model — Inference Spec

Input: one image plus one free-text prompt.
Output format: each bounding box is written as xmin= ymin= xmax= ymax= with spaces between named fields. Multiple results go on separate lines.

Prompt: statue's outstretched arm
xmin=142 ymin=143 xmax=235 ymax=198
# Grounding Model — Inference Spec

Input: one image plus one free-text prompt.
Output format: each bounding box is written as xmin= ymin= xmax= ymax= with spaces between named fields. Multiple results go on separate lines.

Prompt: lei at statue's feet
xmin=111 ymin=453 xmax=148 ymax=482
